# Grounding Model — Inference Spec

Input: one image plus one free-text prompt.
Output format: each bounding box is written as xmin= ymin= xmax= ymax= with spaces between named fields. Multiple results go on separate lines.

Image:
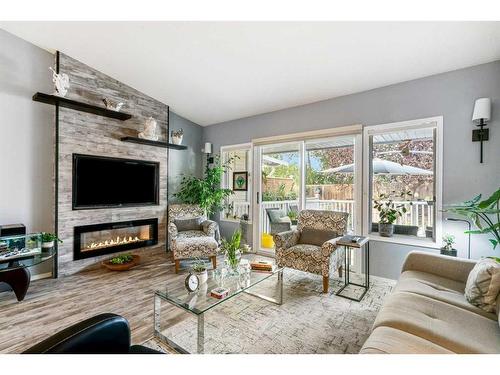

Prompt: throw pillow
xmin=464 ymin=257 xmax=500 ymax=313
xmin=174 ymin=217 xmax=203 ymax=232
xmin=298 ymin=228 xmax=339 ymax=247
xmin=267 ymin=209 xmax=288 ymax=223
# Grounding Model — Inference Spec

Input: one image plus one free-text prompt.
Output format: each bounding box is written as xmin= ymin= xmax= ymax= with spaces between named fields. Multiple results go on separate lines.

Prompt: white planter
xmin=172 ymin=135 xmax=183 ymax=145
xmin=42 ymin=241 xmax=54 ymax=248
xmin=195 ymin=270 xmax=208 ymax=284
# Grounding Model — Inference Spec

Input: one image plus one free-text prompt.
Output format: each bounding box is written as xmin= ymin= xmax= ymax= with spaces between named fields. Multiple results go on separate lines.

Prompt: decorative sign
xmin=233 ymin=171 xmax=248 ymax=191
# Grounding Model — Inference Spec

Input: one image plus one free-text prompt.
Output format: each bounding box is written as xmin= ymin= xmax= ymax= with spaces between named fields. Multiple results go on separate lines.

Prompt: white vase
xmin=172 ymin=135 xmax=183 ymax=145
xmin=195 ymin=269 xmax=208 ymax=284
xmin=42 ymin=241 xmax=54 ymax=248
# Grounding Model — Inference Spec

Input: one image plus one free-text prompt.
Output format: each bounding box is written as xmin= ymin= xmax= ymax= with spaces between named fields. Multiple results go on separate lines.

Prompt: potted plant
xmin=445 ymin=187 xmax=500 ymax=251
xmin=373 ymin=191 xmax=412 ymax=237
xmin=41 ymin=232 xmax=63 ymax=249
xmin=287 ymin=210 xmax=298 ymax=225
xmin=171 ymin=128 xmax=184 ymax=145
xmin=102 ymin=253 xmax=140 ymax=271
xmin=221 ymin=230 xmax=242 ymax=274
xmin=440 ymin=234 xmax=457 ymax=257
xmin=191 ymin=258 xmax=208 ymax=284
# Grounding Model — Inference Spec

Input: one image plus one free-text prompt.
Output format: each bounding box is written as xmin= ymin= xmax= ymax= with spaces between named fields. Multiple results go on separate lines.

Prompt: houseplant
xmin=445 ymin=187 xmax=500 ymax=250
xmin=174 ymin=155 xmax=235 ymax=215
xmin=102 ymin=253 xmax=140 ymax=271
xmin=171 ymin=128 xmax=184 ymax=145
xmin=221 ymin=229 xmax=242 ymax=273
xmin=191 ymin=258 xmax=208 ymax=284
xmin=373 ymin=190 xmax=412 ymax=237
xmin=440 ymin=234 xmax=457 ymax=257
xmin=287 ymin=210 xmax=298 ymax=225
xmin=41 ymin=232 xmax=63 ymax=249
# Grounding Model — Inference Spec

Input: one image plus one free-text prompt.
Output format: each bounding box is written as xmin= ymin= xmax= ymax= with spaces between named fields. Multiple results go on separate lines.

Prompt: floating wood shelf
xmin=33 ymin=92 xmax=132 ymax=121
xmin=120 ymin=136 xmax=188 ymax=150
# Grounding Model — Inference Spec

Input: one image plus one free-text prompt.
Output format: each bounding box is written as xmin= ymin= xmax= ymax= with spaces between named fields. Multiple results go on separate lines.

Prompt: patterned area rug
xmin=142 ymin=269 xmax=395 ymax=354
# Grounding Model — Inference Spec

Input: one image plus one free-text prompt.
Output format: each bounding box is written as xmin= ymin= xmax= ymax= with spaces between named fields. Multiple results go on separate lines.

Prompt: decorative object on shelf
xmin=49 ymin=67 xmax=70 ymax=97
xmin=221 ymin=229 xmax=242 ymax=274
xmin=191 ymin=258 xmax=208 ymax=284
xmin=445 ymin=217 xmax=472 ymax=259
xmin=41 ymin=232 xmax=63 ymax=249
xmin=440 ymin=234 xmax=457 ymax=257
xmin=202 ymin=142 xmax=214 ymax=164
xmin=471 ymin=97 xmax=491 ymax=163
xmin=232 ymin=171 xmax=248 ymax=191
xmin=184 ymin=273 xmax=200 ymax=293
xmin=444 ymin=187 xmax=500 ymax=250
xmin=174 ymin=155 xmax=235 ymax=215
xmin=102 ymin=98 xmax=124 ymax=112
xmin=171 ymin=128 xmax=184 ymax=145
xmin=138 ymin=116 xmax=159 ymax=141
xmin=101 ymin=253 xmax=140 ymax=271
xmin=373 ymin=190 xmax=413 ymax=237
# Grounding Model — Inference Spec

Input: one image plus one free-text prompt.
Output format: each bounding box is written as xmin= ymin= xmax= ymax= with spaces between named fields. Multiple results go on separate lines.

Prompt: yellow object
xmin=261 ymin=233 xmax=275 ymax=248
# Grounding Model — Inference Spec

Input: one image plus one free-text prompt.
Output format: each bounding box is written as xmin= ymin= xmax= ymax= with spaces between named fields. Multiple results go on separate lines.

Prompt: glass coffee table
xmin=154 ymin=265 xmax=283 ymax=353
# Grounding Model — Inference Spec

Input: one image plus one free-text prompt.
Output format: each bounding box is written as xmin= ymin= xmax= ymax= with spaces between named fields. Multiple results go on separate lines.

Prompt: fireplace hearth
xmin=74 ymin=218 xmax=158 ymax=260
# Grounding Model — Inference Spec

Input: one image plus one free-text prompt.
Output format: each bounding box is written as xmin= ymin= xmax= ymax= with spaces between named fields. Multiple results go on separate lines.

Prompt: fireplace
xmin=74 ymin=218 xmax=158 ymax=260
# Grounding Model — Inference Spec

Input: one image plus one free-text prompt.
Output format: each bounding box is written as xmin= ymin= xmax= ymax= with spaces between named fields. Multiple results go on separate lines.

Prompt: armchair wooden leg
xmin=174 ymin=259 xmax=180 ymax=274
xmin=211 ymin=256 xmax=217 ymax=269
xmin=338 ymin=266 xmax=343 ymax=278
xmin=322 ymin=276 xmax=329 ymax=293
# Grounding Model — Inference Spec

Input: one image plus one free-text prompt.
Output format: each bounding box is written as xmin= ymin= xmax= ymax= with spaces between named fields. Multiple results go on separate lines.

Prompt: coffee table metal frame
xmin=154 ymin=267 xmax=283 ymax=354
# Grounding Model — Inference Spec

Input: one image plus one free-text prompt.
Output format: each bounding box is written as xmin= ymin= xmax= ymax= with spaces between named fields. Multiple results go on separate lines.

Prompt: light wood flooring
xmin=0 ymin=249 xmax=184 ymax=353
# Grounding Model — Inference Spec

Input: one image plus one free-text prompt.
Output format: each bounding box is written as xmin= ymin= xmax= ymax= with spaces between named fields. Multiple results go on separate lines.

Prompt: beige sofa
xmin=360 ymin=251 xmax=500 ymax=354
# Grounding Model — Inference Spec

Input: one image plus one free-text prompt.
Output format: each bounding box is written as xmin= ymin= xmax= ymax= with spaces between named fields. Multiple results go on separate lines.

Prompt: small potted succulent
xmin=41 ymin=232 xmax=63 ymax=249
xmin=191 ymin=258 xmax=208 ymax=284
xmin=440 ymin=234 xmax=457 ymax=257
xmin=373 ymin=191 xmax=412 ymax=237
xmin=171 ymin=128 xmax=184 ymax=145
xmin=102 ymin=253 xmax=140 ymax=271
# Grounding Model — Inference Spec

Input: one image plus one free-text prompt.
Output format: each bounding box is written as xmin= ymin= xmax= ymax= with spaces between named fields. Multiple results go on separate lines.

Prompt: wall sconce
xmin=471 ymin=97 xmax=491 ymax=163
xmin=202 ymin=142 xmax=214 ymax=164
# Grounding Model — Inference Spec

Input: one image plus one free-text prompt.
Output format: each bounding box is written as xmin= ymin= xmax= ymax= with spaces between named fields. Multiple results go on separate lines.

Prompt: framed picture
xmin=233 ymin=172 xmax=248 ymax=191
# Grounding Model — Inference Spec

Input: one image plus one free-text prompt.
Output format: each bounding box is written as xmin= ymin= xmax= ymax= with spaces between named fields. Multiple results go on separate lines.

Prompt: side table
xmin=335 ymin=235 xmax=369 ymax=302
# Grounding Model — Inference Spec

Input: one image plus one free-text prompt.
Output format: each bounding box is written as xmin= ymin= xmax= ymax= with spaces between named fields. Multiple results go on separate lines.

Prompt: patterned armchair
xmin=274 ymin=210 xmax=348 ymax=293
xmin=168 ymin=204 xmax=220 ymax=273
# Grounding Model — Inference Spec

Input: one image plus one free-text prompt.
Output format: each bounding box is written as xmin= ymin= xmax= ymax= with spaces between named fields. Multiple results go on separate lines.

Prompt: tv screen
xmin=73 ymin=154 xmax=159 ymax=209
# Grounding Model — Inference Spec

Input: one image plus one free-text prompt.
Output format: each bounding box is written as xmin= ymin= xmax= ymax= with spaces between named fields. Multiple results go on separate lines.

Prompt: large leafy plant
xmin=373 ymin=190 xmax=412 ymax=224
xmin=445 ymin=187 xmax=500 ymax=250
xmin=174 ymin=155 xmax=235 ymax=215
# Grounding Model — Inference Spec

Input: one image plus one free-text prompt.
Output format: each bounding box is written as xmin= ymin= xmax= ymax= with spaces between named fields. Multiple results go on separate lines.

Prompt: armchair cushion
xmin=267 ymin=208 xmax=289 ymax=223
xmin=174 ymin=216 xmax=203 ymax=231
xmin=298 ymin=228 xmax=339 ymax=246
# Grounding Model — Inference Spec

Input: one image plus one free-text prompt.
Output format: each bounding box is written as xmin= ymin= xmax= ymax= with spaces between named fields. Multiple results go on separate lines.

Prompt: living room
xmin=1 ymin=1 xmax=499 ymax=373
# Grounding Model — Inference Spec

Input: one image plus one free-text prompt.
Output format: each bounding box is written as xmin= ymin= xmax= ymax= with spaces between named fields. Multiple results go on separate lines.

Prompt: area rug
xmin=142 ymin=269 xmax=395 ymax=354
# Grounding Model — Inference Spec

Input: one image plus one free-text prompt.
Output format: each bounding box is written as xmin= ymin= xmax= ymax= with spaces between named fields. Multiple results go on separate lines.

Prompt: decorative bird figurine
xmin=49 ymin=67 xmax=70 ymax=97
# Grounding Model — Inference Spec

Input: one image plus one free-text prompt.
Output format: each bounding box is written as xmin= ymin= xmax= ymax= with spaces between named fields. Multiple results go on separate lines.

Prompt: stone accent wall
xmin=57 ymin=53 xmax=168 ymax=275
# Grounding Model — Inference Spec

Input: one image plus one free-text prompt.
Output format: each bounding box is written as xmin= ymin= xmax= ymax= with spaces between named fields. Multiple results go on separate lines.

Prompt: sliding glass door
xmin=254 ymin=134 xmax=361 ymax=254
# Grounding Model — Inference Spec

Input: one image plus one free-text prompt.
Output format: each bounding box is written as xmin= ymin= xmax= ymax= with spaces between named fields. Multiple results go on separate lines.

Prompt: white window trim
xmin=362 ymin=116 xmax=443 ymax=249
xmin=220 ymin=143 xmax=253 ymax=223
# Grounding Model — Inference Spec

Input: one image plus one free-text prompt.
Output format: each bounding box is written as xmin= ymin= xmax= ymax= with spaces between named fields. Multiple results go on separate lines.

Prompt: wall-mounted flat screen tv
xmin=72 ymin=154 xmax=159 ymax=210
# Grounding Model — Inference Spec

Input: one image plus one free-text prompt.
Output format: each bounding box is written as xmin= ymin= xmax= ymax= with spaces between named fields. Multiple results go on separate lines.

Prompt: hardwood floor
xmin=0 ymin=249 xmax=182 ymax=353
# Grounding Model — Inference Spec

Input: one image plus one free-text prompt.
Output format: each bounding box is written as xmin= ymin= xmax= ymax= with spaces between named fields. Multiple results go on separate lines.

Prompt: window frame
xmin=220 ymin=142 xmax=253 ymax=223
xmin=362 ymin=116 xmax=443 ymax=248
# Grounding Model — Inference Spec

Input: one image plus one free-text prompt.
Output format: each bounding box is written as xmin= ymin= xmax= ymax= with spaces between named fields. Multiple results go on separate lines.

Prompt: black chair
xmin=23 ymin=313 xmax=162 ymax=354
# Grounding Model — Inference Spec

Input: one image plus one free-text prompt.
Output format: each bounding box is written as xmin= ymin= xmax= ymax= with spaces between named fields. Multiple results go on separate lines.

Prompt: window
xmin=220 ymin=143 xmax=252 ymax=222
xmin=363 ymin=117 xmax=443 ymax=245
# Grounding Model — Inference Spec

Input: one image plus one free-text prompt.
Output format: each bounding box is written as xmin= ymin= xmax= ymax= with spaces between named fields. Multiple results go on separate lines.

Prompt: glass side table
xmin=0 ymin=233 xmax=57 ymax=301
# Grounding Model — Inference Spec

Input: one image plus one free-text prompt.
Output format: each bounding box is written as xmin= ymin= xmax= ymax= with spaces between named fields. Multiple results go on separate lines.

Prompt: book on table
xmin=250 ymin=260 xmax=273 ymax=272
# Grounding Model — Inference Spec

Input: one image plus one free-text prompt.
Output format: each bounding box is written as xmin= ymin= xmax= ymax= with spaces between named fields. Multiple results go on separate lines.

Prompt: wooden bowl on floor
xmin=102 ymin=255 xmax=140 ymax=271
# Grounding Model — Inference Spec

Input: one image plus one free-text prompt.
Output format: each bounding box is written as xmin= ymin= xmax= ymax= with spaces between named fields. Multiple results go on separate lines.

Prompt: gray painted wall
xmin=204 ymin=60 xmax=500 ymax=279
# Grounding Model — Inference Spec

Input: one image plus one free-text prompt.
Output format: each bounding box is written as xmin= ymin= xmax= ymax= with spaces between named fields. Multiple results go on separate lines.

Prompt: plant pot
xmin=379 ymin=223 xmax=394 ymax=237
xmin=440 ymin=248 xmax=458 ymax=257
xmin=195 ymin=269 xmax=208 ymax=284
xmin=171 ymin=135 xmax=183 ymax=145
xmin=102 ymin=255 xmax=140 ymax=271
xmin=42 ymin=241 xmax=54 ymax=249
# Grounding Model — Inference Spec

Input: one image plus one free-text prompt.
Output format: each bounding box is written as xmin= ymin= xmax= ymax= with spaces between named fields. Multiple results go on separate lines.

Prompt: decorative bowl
xmin=102 ymin=254 xmax=140 ymax=271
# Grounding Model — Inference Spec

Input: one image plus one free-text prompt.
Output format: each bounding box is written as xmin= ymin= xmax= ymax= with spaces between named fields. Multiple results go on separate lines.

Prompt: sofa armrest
xmin=321 ymin=236 xmax=342 ymax=257
xmin=273 ymin=230 xmax=300 ymax=250
xmin=401 ymin=251 xmax=477 ymax=283
xmin=201 ymin=219 xmax=220 ymax=242
xmin=168 ymin=222 xmax=178 ymax=240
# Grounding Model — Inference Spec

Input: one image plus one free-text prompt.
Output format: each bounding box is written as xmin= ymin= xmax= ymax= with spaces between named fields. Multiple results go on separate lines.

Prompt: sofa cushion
xmin=372 ymin=291 xmax=500 ymax=353
xmin=279 ymin=244 xmax=323 ymax=275
xmin=396 ymin=271 xmax=497 ymax=320
xmin=174 ymin=217 xmax=203 ymax=231
xmin=360 ymin=326 xmax=453 ymax=354
xmin=465 ymin=257 xmax=500 ymax=313
xmin=298 ymin=228 xmax=338 ymax=246
xmin=267 ymin=209 xmax=289 ymax=223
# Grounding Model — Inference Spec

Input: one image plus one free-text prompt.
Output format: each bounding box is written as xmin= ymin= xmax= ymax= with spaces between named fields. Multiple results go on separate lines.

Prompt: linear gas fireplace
xmin=74 ymin=218 xmax=158 ymax=260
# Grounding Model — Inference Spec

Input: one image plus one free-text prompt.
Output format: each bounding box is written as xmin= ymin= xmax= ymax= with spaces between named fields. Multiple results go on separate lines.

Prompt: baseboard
xmin=31 ymin=272 xmax=53 ymax=281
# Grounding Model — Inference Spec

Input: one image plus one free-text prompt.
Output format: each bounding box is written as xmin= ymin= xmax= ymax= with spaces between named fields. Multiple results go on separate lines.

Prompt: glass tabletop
xmin=155 ymin=265 xmax=283 ymax=315
xmin=0 ymin=233 xmax=56 ymax=272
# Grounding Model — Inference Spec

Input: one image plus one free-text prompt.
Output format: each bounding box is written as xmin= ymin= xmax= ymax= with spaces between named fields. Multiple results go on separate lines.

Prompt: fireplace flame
xmin=85 ymin=235 xmax=143 ymax=250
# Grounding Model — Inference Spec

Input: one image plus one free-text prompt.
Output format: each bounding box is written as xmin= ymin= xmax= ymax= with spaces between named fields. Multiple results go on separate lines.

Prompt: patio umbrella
xmin=262 ymin=155 xmax=289 ymax=166
xmin=321 ymin=158 xmax=432 ymax=175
